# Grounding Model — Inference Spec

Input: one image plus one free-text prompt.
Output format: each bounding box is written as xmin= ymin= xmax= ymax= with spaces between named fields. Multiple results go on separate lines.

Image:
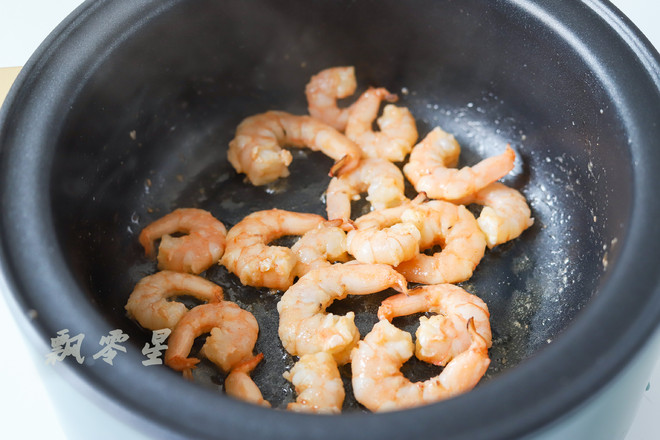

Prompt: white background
xmin=1 ymin=0 xmax=659 ymax=439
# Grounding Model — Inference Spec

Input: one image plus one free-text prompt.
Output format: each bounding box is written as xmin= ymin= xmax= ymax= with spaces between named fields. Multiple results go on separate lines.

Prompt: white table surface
xmin=1 ymin=1 xmax=659 ymax=439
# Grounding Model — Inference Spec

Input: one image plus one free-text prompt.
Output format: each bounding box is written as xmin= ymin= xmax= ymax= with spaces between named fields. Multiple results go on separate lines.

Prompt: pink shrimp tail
xmin=167 ymin=355 xmax=200 ymax=372
xmin=232 ymin=353 xmax=264 ymax=374
xmin=329 ymin=154 xmax=360 ymax=177
xmin=475 ymin=145 xmax=516 ymax=187
xmin=393 ymin=276 xmax=409 ymax=296
xmin=138 ymin=231 xmax=156 ymax=257
xmin=384 ymin=92 xmax=399 ymax=103
xmin=411 ymin=192 xmax=429 ymax=204
xmin=377 ymin=289 xmax=424 ymax=321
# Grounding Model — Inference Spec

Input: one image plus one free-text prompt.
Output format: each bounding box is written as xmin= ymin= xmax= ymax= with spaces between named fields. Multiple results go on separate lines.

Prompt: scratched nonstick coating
xmin=46 ymin=0 xmax=628 ymax=414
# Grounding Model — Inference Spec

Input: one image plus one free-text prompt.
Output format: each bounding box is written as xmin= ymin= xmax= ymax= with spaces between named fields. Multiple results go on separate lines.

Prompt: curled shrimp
xmin=277 ymin=263 xmax=408 ymax=365
xmin=459 ymin=182 xmax=534 ymax=249
xmin=164 ymin=301 xmax=259 ymax=379
xmin=220 ymin=209 xmax=325 ymax=290
xmin=350 ymin=318 xmax=490 ymax=412
xmin=378 ymin=284 xmax=492 ymax=366
xmin=345 ymin=88 xmax=418 ymax=162
xmin=403 ymin=127 xmax=516 ymax=201
xmin=305 ymin=66 xmax=357 ymax=132
xmin=346 ymin=203 xmax=422 ymax=266
xmin=283 ymin=352 xmax=345 ymax=414
xmin=139 ymin=208 xmax=227 ymax=274
xmin=291 ymin=219 xmax=352 ymax=278
xmin=224 ymin=354 xmax=271 ymax=407
xmin=326 ymin=157 xmax=407 ymax=221
xmin=125 ymin=271 xmax=223 ymax=330
xmin=227 ymin=111 xmax=362 ymax=186
xmin=394 ymin=197 xmax=487 ymax=285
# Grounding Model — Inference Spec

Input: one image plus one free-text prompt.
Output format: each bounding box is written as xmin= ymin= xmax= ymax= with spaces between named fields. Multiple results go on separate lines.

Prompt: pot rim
xmin=1 ymin=0 xmax=660 ymax=439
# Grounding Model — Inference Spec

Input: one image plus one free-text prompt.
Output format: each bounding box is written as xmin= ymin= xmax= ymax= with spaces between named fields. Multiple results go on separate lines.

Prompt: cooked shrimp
xmin=291 ymin=219 xmax=352 ymax=278
xmin=277 ymin=263 xmax=408 ymax=365
xmin=403 ymin=127 xmax=516 ymax=201
xmin=326 ymin=157 xmax=407 ymax=220
xmin=139 ymin=208 xmax=227 ymax=274
xmin=346 ymin=223 xmax=421 ymax=267
xmin=220 ymin=209 xmax=325 ymax=290
xmin=283 ymin=352 xmax=345 ymax=414
xmin=125 ymin=271 xmax=223 ymax=331
xmin=378 ymin=284 xmax=492 ymax=366
xmin=164 ymin=301 xmax=259 ymax=379
xmin=459 ymin=182 xmax=534 ymax=249
xmin=351 ymin=318 xmax=490 ymax=412
xmin=227 ymin=111 xmax=362 ymax=186
xmin=345 ymin=88 xmax=418 ymax=162
xmin=395 ymin=198 xmax=487 ymax=285
xmin=224 ymin=353 xmax=271 ymax=407
xmin=346 ymin=205 xmax=422 ymax=266
xmin=305 ymin=66 xmax=357 ymax=132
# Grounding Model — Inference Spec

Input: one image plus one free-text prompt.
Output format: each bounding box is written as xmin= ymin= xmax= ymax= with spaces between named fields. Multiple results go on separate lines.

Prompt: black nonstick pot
xmin=2 ymin=0 xmax=660 ymax=439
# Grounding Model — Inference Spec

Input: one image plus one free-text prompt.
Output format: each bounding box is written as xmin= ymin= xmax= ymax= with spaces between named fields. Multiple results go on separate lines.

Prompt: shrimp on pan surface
xmin=125 ymin=271 xmax=223 ymax=331
xmin=283 ymin=352 xmax=345 ymax=414
xmin=345 ymin=201 xmax=422 ymax=267
xmin=291 ymin=219 xmax=352 ymax=278
xmin=164 ymin=301 xmax=259 ymax=379
xmin=220 ymin=209 xmax=325 ymax=291
xmin=345 ymin=87 xmax=418 ymax=162
xmin=326 ymin=157 xmax=407 ymax=221
xmin=305 ymin=66 xmax=357 ymax=132
xmin=139 ymin=208 xmax=227 ymax=274
xmin=403 ymin=127 xmax=515 ymax=202
xmin=277 ymin=262 xmax=408 ymax=365
xmin=394 ymin=197 xmax=487 ymax=285
xmin=351 ymin=318 xmax=490 ymax=412
xmin=378 ymin=284 xmax=492 ymax=366
xmin=224 ymin=353 xmax=271 ymax=407
xmin=459 ymin=182 xmax=534 ymax=249
xmin=227 ymin=111 xmax=362 ymax=186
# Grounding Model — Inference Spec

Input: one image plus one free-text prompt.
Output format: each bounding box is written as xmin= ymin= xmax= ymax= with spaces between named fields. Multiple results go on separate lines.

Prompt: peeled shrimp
xmin=139 ymin=208 xmax=227 ymax=274
xmin=227 ymin=111 xmax=362 ymax=186
xmin=403 ymin=127 xmax=515 ymax=201
xmin=220 ymin=209 xmax=325 ymax=290
xmin=305 ymin=66 xmax=357 ymax=132
xmin=277 ymin=263 xmax=408 ymax=365
xmin=378 ymin=284 xmax=492 ymax=366
xmin=164 ymin=301 xmax=259 ymax=379
xmin=394 ymin=197 xmax=487 ymax=285
xmin=326 ymin=157 xmax=407 ymax=221
xmin=125 ymin=271 xmax=223 ymax=331
xmin=459 ymin=182 xmax=534 ymax=249
xmin=345 ymin=203 xmax=422 ymax=267
xmin=291 ymin=219 xmax=352 ymax=278
xmin=283 ymin=352 xmax=345 ymax=414
xmin=345 ymin=88 xmax=418 ymax=162
xmin=224 ymin=354 xmax=271 ymax=407
xmin=351 ymin=318 xmax=490 ymax=412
